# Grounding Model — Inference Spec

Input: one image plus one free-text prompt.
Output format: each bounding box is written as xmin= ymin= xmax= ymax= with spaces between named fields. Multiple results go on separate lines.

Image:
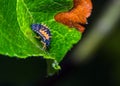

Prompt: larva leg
xmin=41 ymin=41 xmax=46 ymax=50
xmin=34 ymin=36 xmax=40 ymax=39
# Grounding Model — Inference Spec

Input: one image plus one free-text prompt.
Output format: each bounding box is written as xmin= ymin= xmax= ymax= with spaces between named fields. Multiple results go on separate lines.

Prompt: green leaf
xmin=0 ymin=0 xmax=81 ymax=74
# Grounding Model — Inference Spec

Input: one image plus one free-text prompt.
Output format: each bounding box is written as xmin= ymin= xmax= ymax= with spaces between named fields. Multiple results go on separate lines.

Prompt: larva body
xmin=31 ymin=24 xmax=51 ymax=49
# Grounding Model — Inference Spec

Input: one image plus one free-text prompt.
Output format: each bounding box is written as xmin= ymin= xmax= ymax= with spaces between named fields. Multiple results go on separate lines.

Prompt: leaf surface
xmin=0 ymin=0 xmax=81 ymax=74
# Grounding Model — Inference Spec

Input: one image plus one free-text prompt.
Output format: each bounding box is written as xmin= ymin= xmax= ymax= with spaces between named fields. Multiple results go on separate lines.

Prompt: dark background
xmin=0 ymin=0 xmax=120 ymax=86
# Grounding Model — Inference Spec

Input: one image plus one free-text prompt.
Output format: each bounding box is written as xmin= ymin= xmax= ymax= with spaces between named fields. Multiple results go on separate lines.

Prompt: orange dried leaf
xmin=54 ymin=0 xmax=93 ymax=33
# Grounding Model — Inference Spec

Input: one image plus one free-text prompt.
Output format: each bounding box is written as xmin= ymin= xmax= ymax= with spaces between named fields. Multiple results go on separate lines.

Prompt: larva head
xmin=31 ymin=24 xmax=41 ymax=31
